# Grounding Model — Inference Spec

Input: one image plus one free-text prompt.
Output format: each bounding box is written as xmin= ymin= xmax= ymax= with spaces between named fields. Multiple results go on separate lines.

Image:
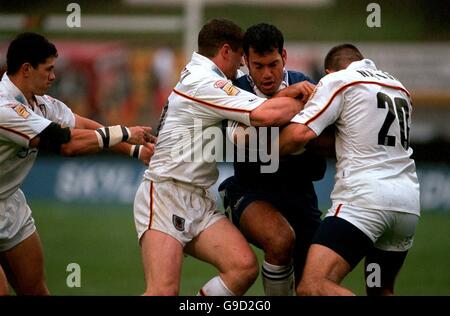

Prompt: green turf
xmin=26 ymin=201 xmax=450 ymax=295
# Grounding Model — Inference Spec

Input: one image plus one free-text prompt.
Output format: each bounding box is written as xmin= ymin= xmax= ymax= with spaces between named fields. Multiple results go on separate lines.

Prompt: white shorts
xmin=0 ymin=189 xmax=36 ymax=252
xmin=133 ymin=179 xmax=226 ymax=246
xmin=325 ymin=204 xmax=419 ymax=252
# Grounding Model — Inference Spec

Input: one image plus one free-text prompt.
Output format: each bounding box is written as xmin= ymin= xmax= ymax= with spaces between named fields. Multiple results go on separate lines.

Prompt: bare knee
xmin=236 ymin=251 xmax=259 ymax=284
xmin=222 ymin=251 xmax=259 ymax=295
xmin=263 ymin=227 xmax=295 ymax=265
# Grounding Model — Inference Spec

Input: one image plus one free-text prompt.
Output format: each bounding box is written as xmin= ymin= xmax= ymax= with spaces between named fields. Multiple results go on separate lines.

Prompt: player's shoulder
xmin=178 ymin=63 xmax=219 ymax=92
xmin=0 ymin=95 xmax=15 ymax=107
xmin=37 ymin=94 xmax=66 ymax=108
xmin=0 ymin=92 xmax=22 ymax=109
xmin=314 ymin=70 xmax=352 ymax=93
xmin=286 ymin=70 xmax=315 ymax=84
xmin=0 ymin=101 xmax=33 ymax=122
xmin=344 ymin=60 xmax=409 ymax=93
xmin=0 ymin=84 xmax=17 ymax=105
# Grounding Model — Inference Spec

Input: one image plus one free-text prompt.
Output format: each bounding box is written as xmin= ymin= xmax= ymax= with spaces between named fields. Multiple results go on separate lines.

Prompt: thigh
xmin=301 ymin=243 xmax=352 ymax=285
xmin=185 ymin=218 xmax=255 ymax=274
xmin=140 ymin=229 xmax=184 ymax=295
xmin=0 ymin=231 xmax=48 ymax=295
xmin=239 ymin=200 xmax=294 ymax=250
xmin=299 ymin=215 xmax=372 ymax=292
xmin=0 ymin=189 xmax=36 ymax=252
xmin=312 ymin=215 xmax=373 ymax=270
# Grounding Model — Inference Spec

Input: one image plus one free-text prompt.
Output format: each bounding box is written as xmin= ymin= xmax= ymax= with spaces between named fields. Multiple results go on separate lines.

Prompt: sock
xmin=261 ymin=260 xmax=295 ymax=296
xmin=197 ymin=276 xmax=235 ymax=296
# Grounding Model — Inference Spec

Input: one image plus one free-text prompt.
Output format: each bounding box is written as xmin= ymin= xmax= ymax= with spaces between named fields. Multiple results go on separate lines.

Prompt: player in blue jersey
xmin=219 ymin=23 xmax=327 ymax=295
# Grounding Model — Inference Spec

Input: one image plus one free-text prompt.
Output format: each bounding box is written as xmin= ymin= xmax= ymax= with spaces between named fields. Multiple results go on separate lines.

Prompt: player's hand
xmin=139 ymin=142 xmax=155 ymax=165
xmin=127 ymin=126 xmax=153 ymax=145
xmin=146 ymin=134 xmax=157 ymax=144
xmin=290 ymin=81 xmax=315 ymax=103
xmin=273 ymin=81 xmax=315 ymax=102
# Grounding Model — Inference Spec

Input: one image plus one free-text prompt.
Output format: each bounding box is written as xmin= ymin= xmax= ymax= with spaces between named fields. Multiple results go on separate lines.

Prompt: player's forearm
xmin=59 ymin=129 xmax=102 ymax=156
xmin=107 ymin=142 xmax=130 ymax=155
xmin=250 ymin=97 xmax=303 ymax=127
xmin=74 ymin=114 xmax=127 ymax=152
xmin=273 ymin=81 xmax=315 ymax=101
xmin=74 ymin=114 xmax=146 ymax=158
xmin=278 ymin=123 xmax=317 ymax=156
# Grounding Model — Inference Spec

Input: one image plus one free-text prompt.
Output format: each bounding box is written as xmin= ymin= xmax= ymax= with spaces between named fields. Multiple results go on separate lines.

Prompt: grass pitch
xmin=27 ymin=201 xmax=450 ymax=296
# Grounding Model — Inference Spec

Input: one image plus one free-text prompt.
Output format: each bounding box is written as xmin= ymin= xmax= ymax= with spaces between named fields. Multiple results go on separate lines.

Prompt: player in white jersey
xmin=0 ymin=32 xmax=154 ymax=295
xmin=133 ymin=19 xmax=304 ymax=296
xmin=277 ymin=44 xmax=420 ymax=296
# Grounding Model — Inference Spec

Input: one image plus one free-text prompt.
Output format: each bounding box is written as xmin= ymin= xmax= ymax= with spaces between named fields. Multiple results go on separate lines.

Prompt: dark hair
xmin=198 ymin=19 xmax=244 ymax=58
xmin=324 ymin=44 xmax=363 ymax=71
xmin=7 ymin=32 xmax=58 ymax=75
xmin=243 ymin=23 xmax=284 ymax=56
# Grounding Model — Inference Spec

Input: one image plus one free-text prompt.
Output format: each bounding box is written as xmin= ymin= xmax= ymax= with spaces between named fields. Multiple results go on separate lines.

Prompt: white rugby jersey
xmin=292 ymin=59 xmax=420 ymax=215
xmin=146 ymin=52 xmax=266 ymax=188
xmin=0 ymin=73 xmax=75 ymax=199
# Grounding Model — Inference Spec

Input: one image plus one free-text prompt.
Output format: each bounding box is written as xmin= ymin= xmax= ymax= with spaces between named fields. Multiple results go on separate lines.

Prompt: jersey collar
xmin=346 ymin=59 xmax=377 ymax=71
xmin=190 ymin=52 xmax=227 ymax=79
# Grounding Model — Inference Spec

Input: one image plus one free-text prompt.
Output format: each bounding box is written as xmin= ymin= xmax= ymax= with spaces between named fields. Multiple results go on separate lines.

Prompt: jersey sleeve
xmin=290 ymin=74 xmax=346 ymax=136
xmin=188 ymin=77 xmax=266 ymax=126
xmin=0 ymin=104 xmax=52 ymax=147
xmin=40 ymin=95 xmax=76 ymax=128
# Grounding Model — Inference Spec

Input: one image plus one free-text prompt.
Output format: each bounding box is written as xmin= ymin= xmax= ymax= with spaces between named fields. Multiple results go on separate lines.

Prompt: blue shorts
xmin=219 ymin=176 xmax=322 ymax=277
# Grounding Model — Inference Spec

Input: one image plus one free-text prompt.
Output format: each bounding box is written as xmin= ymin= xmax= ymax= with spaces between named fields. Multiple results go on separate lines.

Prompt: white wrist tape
xmin=95 ymin=125 xmax=130 ymax=148
xmin=130 ymin=145 xmax=142 ymax=158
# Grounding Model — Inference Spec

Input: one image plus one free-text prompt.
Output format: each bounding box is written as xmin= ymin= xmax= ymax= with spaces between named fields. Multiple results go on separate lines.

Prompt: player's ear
xmin=281 ymin=48 xmax=287 ymax=66
xmin=21 ymin=63 xmax=32 ymax=77
xmin=220 ymin=44 xmax=231 ymax=60
xmin=325 ymin=68 xmax=333 ymax=74
xmin=244 ymin=53 xmax=249 ymax=66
